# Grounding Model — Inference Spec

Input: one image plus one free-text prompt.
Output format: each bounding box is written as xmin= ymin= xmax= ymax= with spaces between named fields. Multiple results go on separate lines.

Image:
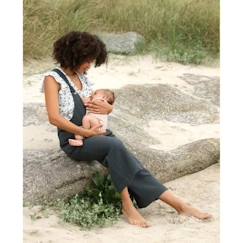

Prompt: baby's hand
xmin=97 ymin=120 xmax=106 ymax=132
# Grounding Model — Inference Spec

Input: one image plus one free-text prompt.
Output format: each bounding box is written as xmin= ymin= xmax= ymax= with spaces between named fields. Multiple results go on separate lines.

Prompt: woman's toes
xmin=180 ymin=204 xmax=213 ymax=220
xmin=122 ymin=207 xmax=150 ymax=228
xmin=202 ymin=213 xmax=213 ymax=220
xmin=142 ymin=222 xmax=151 ymax=228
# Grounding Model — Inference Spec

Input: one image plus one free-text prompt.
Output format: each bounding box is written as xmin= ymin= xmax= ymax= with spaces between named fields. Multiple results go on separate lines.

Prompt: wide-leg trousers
xmin=66 ymin=135 xmax=167 ymax=208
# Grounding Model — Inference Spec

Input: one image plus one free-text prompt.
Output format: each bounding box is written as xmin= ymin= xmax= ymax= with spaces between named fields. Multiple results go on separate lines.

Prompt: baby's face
xmin=92 ymin=91 xmax=109 ymax=101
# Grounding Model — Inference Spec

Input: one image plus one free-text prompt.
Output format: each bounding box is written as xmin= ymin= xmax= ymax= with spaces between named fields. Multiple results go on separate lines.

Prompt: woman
xmin=43 ymin=31 xmax=212 ymax=228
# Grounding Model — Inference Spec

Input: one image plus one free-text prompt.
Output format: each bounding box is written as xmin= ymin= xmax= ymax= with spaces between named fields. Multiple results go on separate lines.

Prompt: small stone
xmin=97 ymin=32 xmax=145 ymax=55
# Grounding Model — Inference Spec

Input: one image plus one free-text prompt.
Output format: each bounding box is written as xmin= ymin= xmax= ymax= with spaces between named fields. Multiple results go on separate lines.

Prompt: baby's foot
xmin=68 ymin=139 xmax=83 ymax=146
xmin=122 ymin=205 xmax=151 ymax=228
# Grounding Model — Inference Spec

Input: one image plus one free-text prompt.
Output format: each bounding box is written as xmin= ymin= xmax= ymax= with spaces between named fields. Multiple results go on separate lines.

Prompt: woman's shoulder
xmin=41 ymin=67 xmax=67 ymax=92
xmin=44 ymin=68 xmax=66 ymax=83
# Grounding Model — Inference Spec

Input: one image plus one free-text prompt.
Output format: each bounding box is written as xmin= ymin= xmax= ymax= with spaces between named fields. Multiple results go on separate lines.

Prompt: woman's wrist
xmin=78 ymin=127 xmax=90 ymax=137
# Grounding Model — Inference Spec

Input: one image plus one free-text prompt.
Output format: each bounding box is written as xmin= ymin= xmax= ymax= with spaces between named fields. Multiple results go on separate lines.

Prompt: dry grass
xmin=24 ymin=0 xmax=219 ymax=64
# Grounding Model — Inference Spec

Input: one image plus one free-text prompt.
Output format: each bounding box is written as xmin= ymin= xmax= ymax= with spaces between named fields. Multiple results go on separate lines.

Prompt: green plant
xmin=24 ymin=0 xmax=219 ymax=64
xmin=57 ymin=172 xmax=124 ymax=229
xmin=81 ymin=172 xmax=122 ymax=206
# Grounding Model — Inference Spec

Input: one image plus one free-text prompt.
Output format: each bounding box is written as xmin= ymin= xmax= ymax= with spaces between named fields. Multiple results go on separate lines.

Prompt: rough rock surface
xmin=179 ymin=73 xmax=220 ymax=106
xmin=23 ymin=138 xmax=219 ymax=204
xmin=23 ymin=149 xmax=107 ymax=204
xmin=24 ymin=83 xmax=219 ymax=204
xmin=97 ymin=32 xmax=145 ymax=54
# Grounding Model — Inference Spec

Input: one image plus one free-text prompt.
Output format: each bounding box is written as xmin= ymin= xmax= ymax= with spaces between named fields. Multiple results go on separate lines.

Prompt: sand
xmin=23 ymin=55 xmax=219 ymax=151
xmin=23 ymin=55 xmax=219 ymax=242
xmin=23 ymin=164 xmax=219 ymax=243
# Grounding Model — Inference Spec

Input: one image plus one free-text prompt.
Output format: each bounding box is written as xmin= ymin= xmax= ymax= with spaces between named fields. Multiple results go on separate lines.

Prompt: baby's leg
xmin=69 ymin=137 xmax=83 ymax=146
xmin=69 ymin=130 xmax=84 ymax=146
xmin=68 ymin=116 xmax=89 ymax=146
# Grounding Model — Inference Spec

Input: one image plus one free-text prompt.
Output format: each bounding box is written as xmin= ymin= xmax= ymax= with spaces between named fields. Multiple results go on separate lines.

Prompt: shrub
xmin=57 ymin=172 xmax=124 ymax=229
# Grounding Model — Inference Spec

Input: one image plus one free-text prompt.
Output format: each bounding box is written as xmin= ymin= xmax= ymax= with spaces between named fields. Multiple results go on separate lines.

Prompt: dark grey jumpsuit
xmin=53 ymin=69 xmax=167 ymax=208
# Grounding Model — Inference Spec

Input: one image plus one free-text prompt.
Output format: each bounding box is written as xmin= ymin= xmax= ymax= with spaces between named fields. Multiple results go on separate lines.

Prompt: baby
xmin=68 ymin=89 xmax=115 ymax=146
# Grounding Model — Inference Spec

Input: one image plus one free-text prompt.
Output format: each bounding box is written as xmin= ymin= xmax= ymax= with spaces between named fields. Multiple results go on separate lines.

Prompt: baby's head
xmin=92 ymin=89 xmax=115 ymax=105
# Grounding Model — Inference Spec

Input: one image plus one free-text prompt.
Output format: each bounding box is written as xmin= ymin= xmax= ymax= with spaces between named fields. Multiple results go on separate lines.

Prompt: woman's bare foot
xmin=122 ymin=204 xmax=151 ymax=228
xmin=178 ymin=203 xmax=212 ymax=220
xmin=159 ymin=190 xmax=212 ymax=220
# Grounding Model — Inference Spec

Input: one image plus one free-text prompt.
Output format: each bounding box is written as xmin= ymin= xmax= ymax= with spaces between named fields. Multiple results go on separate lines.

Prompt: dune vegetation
xmin=24 ymin=0 xmax=219 ymax=63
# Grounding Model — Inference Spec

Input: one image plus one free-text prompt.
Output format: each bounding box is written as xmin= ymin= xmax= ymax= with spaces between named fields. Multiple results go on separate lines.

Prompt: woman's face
xmin=77 ymin=59 xmax=95 ymax=74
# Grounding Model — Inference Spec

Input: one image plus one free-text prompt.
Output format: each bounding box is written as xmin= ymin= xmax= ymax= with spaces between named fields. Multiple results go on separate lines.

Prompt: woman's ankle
xmin=122 ymin=201 xmax=132 ymax=208
xmin=159 ymin=190 xmax=185 ymax=213
xmin=122 ymin=199 xmax=135 ymax=210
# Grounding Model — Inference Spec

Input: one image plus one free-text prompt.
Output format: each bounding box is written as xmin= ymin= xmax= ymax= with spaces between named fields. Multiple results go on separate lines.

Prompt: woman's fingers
xmin=86 ymin=100 xmax=106 ymax=109
xmin=86 ymin=103 xmax=101 ymax=113
xmin=91 ymin=124 xmax=105 ymax=135
xmin=85 ymin=100 xmax=112 ymax=114
xmin=87 ymin=110 xmax=102 ymax=114
xmin=86 ymin=105 xmax=103 ymax=114
xmin=86 ymin=101 xmax=99 ymax=108
xmin=92 ymin=123 xmax=103 ymax=130
xmin=88 ymin=104 xmax=99 ymax=109
xmin=87 ymin=108 xmax=100 ymax=113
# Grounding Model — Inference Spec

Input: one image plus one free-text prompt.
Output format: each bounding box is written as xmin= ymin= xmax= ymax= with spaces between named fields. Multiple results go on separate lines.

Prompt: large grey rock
xmin=179 ymin=73 xmax=220 ymax=106
xmin=111 ymin=84 xmax=219 ymax=125
xmin=97 ymin=32 xmax=145 ymax=55
xmin=24 ymin=103 xmax=47 ymax=126
xmin=23 ymin=149 xmax=107 ymax=204
xmin=23 ymin=81 xmax=219 ymax=205
xmin=23 ymin=139 xmax=219 ymax=204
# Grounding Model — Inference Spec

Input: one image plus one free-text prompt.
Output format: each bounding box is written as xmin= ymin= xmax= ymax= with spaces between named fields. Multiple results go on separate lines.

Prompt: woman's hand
xmin=83 ymin=123 xmax=106 ymax=138
xmin=85 ymin=100 xmax=113 ymax=114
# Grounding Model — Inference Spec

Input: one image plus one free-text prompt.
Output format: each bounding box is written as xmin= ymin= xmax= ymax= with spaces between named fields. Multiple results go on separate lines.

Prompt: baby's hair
xmin=95 ymin=89 xmax=115 ymax=105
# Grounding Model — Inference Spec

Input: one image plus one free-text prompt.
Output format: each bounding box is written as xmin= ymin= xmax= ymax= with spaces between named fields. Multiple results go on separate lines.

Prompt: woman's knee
xmin=108 ymin=137 xmax=125 ymax=149
xmin=84 ymin=136 xmax=125 ymax=153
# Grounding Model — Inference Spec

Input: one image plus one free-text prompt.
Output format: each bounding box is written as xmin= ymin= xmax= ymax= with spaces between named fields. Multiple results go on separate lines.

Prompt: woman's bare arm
xmin=44 ymin=76 xmax=103 ymax=137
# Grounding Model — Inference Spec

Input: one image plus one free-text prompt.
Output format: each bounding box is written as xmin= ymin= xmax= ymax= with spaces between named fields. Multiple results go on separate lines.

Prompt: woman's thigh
xmin=69 ymin=135 xmax=121 ymax=163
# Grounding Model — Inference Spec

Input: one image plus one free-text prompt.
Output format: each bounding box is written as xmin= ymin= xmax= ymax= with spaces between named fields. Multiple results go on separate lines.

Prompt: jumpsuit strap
xmin=52 ymin=68 xmax=76 ymax=93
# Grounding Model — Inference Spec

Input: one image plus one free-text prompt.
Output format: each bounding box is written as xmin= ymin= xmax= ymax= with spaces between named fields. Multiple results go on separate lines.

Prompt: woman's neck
xmin=61 ymin=67 xmax=77 ymax=77
xmin=61 ymin=66 xmax=85 ymax=77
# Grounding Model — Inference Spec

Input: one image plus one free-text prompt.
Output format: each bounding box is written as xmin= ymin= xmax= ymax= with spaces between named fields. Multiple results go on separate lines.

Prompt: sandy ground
xmin=23 ymin=55 xmax=220 ymax=242
xmin=23 ymin=164 xmax=219 ymax=243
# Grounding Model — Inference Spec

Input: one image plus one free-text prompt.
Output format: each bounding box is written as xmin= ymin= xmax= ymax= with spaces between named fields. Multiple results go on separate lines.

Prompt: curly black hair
xmin=53 ymin=31 xmax=108 ymax=70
